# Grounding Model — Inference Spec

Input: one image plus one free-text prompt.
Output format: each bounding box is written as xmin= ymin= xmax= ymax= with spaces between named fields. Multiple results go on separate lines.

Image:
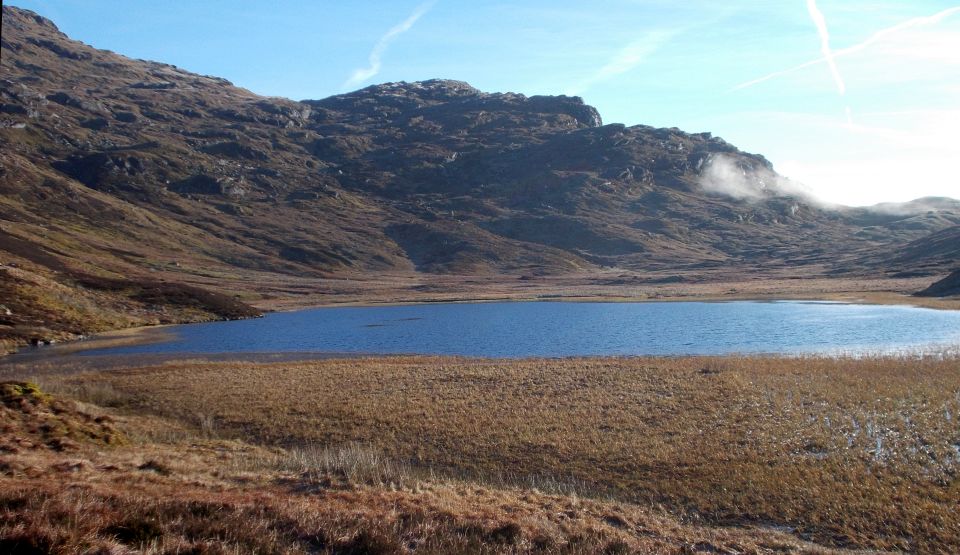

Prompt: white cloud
xmin=342 ymin=1 xmax=436 ymax=90
xmin=698 ymin=154 xmax=767 ymax=200
xmin=698 ymin=154 xmax=815 ymax=202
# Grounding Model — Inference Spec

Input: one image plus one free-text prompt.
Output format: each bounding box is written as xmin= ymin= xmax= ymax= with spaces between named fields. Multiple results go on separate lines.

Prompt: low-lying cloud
xmin=698 ymin=154 xmax=816 ymax=203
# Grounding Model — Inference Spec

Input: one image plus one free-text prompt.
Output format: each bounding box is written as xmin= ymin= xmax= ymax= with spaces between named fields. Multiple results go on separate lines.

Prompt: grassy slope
xmin=5 ymin=354 xmax=957 ymax=553
xmin=0 ymin=257 xmax=262 ymax=355
xmin=0 ymin=150 xmax=268 ymax=354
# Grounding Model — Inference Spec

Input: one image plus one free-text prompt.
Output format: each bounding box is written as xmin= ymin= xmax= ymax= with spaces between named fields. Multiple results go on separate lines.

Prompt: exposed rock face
xmin=1 ymin=3 xmax=958 ymax=286
xmin=915 ymin=270 xmax=960 ymax=297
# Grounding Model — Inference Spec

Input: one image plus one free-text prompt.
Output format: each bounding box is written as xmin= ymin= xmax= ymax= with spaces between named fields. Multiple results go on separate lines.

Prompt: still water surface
xmin=82 ymin=300 xmax=960 ymax=357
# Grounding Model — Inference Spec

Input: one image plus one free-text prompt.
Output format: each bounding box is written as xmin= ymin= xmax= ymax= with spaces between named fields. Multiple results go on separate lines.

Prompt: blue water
xmin=81 ymin=301 xmax=960 ymax=357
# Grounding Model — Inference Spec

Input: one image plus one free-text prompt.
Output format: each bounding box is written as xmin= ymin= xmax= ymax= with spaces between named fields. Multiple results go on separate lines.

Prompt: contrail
xmin=565 ymin=31 xmax=674 ymax=96
xmin=342 ymin=1 xmax=437 ymax=90
xmin=806 ymin=0 xmax=845 ymax=94
xmin=733 ymin=6 xmax=960 ymax=91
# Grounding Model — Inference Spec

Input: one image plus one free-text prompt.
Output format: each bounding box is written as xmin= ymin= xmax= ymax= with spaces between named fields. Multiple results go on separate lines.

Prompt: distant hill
xmin=1 ymin=5 xmax=958 ymax=349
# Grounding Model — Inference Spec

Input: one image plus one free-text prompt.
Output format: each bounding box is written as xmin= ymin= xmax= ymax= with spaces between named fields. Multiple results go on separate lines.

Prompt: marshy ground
xmin=2 ymin=353 xmax=958 ymax=553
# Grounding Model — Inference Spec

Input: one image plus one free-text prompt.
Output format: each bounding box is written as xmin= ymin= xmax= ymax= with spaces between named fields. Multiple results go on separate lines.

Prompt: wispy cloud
xmin=805 ymin=0 xmax=845 ymax=95
xmin=733 ymin=6 xmax=960 ymax=91
xmin=565 ymin=31 xmax=674 ymax=96
xmin=342 ymin=1 xmax=436 ymax=90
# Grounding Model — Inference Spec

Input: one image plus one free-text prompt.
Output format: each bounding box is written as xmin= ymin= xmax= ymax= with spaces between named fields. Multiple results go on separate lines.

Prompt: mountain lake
xmin=64 ymin=300 xmax=960 ymax=358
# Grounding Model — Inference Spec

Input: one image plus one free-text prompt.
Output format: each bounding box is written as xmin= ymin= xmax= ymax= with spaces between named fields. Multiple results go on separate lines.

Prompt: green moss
xmin=0 ymin=381 xmax=51 ymax=405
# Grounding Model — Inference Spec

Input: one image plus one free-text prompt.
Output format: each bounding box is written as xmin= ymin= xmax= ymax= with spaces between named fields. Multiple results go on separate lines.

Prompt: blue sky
xmin=9 ymin=1 xmax=960 ymax=206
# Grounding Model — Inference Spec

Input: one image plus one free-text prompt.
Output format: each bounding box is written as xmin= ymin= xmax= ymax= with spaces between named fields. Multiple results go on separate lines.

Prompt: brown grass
xmin=246 ymin=272 xmax=960 ymax=313
xmin=0 ymin=381 xmax=839 ymax=554
xmin=26 ymin=354 xmax=960 ymax=552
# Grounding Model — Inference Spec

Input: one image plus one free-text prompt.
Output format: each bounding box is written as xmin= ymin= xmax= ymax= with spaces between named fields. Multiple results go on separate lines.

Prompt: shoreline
xmin=249 ymin=275 xmax=960 ymax=311
xmin=243 ymin=273 xmax=960 ymax=313
xmin=287 ymin=290 xmax=959 ymax=310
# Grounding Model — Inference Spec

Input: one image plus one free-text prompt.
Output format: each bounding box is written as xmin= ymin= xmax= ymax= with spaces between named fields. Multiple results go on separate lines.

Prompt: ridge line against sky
xmin=4 ymin=0 xmax=960 ymax=206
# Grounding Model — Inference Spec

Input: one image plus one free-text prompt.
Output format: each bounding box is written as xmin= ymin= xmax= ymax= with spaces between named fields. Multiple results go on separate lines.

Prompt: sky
xmin=8 ymin=0 xmax=960 ymax=206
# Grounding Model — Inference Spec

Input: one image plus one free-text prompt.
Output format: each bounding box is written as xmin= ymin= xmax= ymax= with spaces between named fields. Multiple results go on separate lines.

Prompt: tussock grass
xmin=1 ymin=477 xmax=824 ymax=555
xmin=282 ymin=442 xmax=415 ymax=487
xmin=39 ymin=354 xmax=960 ymax=552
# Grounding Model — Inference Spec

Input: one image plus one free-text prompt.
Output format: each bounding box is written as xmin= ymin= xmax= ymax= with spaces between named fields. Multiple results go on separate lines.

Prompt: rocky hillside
xmin=915 ymin=266 xmax=960 ymax=297
xmin=1 ymin=5 xmax=958 ymax=348
xmin=891 ymin=224 xmax=960 ymax=274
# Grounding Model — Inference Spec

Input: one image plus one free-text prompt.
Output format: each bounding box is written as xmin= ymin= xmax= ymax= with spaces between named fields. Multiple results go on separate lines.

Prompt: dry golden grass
xmin=247 ymin=272 xmax=960 ymax=313
xmin=1 ymin=381 xmax=842 ymax=554
xmin=27 ymin=354 xmax=960 ymax=552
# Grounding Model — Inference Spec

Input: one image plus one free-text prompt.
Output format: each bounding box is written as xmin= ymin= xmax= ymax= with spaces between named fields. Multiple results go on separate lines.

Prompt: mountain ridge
xmin=1 ymin=5 xmax=958 ymax=350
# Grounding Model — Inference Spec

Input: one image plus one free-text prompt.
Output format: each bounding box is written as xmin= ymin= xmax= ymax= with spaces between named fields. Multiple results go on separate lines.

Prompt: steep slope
xmin=1 ymin=5 xmax=958 ymax=349
xmin=915 ymin=269 xmax=960 ymax=297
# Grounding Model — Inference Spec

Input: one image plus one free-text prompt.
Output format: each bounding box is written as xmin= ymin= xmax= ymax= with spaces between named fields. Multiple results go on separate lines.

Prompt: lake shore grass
xmin=247 ymin=273 xmax=960 ymax=312
xmin=8 ymin=353 xmax=959 ymax=553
